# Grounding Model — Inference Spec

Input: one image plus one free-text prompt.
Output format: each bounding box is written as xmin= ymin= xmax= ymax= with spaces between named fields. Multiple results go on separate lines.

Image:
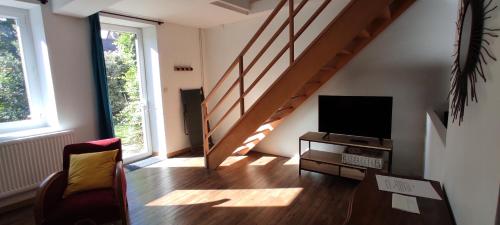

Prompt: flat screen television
xmin=318 ymin=95 xmax=393 ymax=139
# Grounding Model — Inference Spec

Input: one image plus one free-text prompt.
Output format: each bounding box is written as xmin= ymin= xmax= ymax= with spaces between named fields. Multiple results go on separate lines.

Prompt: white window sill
xmin=0 ymin=127 xmax=70 ymax=144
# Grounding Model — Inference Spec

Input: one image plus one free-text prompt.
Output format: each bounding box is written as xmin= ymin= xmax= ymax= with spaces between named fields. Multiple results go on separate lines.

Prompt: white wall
xmin=41 ymin=3 xmax=100 ymax=142
xmin=43 ymin=3 xmax=205 ymax=155
xmin=141 ymin=26 xmax=167 ymax=155
xmin=44 ymin=10 xmax=205 ymax=154
xmin=157 ymin=23 xmax=204 ymax=154
xmin=202 ymin=0 xmax=456 ymax=176
xmin=441 ymin=5 xmax=500 ymax=224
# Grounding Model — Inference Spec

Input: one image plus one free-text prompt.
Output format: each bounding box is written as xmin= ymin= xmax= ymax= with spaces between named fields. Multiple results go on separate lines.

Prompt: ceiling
xmin=104 ymin=0 xmax=276 ymax=28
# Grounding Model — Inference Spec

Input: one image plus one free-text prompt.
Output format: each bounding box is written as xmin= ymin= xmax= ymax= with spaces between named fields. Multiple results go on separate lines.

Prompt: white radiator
xmin=0 ymin=130 xmax=75 ymax=199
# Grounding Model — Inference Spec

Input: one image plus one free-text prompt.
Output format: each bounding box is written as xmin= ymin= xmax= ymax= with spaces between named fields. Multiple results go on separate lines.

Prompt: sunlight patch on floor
xmin=249 ymin=156 xmax=276 ymax=166
xmin=220 ymin=156 xmax=247 ymax=166
xmin=147 ymin=157 xmax=205 ymax=168
xmin=283 ymin=155 xmax=299 ymax=165
xmin=146 ymin=188 xmax=303 ymax=207
xmin=146 ymin=155 xmax=248 ymax=168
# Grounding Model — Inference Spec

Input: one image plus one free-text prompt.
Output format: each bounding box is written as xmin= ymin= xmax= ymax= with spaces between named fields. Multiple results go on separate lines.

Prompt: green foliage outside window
xmin=0 ymin=18 xmax=30 ymax=123
xmin=1 ymin=20 xmax=144 ymax=151
xmin=104 ymin=32 xmax=144 ymax=150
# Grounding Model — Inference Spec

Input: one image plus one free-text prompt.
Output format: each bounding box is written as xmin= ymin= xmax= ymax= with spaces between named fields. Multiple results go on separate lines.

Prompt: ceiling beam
xmin=51 ymin=0 xmax=123 ymax=17
xmin=211 ymin=0 xmax=250 ymax=15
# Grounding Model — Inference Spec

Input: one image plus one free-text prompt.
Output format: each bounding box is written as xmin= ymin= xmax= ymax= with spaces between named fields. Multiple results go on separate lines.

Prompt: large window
xmin=0 ymin=6 xmax=46 ymax=133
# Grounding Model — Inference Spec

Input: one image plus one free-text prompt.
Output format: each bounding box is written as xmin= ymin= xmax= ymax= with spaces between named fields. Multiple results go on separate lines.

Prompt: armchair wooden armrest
xmin=34 ymin=171 xmax=67 ymax=225
xmin=114 ymin=161 xmax=129 ymax=225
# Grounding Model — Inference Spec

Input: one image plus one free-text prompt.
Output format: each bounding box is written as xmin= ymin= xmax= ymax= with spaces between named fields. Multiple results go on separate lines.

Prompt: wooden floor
xmin=0 ymin=152 xmax=358 ymax=225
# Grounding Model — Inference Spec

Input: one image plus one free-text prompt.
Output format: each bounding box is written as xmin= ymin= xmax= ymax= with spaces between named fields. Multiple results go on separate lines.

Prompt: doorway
xmin=101 ymin=23 xmax=152 ymax=162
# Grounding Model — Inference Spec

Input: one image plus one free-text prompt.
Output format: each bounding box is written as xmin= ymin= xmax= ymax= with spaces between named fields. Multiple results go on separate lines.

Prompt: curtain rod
xmin=34 ymin=2 xmax=162 ymax=25
xmin=100 ymin=11 xmax=164 ymax=25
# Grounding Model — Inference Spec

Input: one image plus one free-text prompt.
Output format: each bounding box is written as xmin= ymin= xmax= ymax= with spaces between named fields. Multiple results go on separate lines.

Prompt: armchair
xmin=34 ymin=138 xmax=129 ymax=225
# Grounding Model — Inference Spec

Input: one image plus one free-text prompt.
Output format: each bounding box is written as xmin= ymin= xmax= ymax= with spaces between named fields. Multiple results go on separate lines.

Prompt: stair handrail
xmin=202 ymin=0 xmax=334 ymax=155
xmin=203 ymin=0 xmax=288 ymax=104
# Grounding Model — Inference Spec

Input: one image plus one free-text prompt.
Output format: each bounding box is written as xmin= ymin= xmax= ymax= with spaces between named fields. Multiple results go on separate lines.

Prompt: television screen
xmin=318 ymin=95 xmax=393 ymax=139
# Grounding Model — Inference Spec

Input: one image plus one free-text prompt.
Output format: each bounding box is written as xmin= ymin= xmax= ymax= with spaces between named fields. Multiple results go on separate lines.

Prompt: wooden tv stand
xmin=299 ymin=132 xmax=393 ymax=180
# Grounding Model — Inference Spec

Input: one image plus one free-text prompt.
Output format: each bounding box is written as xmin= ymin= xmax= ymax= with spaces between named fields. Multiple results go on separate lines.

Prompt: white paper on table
xmin=375 ymin=175 xmax=442 ymax=200
xmin=392 ymin=193 xmax=420 ymax=214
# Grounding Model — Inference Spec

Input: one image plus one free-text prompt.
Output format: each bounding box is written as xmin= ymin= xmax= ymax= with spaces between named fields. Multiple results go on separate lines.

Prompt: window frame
xmin=0 ymin=5 xmax=47 ymax=133
xmin=100 ymin=23 xmax=153 ymax=163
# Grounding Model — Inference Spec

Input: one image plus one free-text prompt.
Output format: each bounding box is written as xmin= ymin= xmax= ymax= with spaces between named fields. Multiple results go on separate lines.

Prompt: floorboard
xmin=0 ymin=152 xmax=358 ymax=225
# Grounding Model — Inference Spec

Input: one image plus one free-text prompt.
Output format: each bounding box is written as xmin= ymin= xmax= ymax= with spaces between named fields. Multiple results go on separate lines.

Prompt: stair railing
xmin=202 ymin=0 xmax=333 ymax=156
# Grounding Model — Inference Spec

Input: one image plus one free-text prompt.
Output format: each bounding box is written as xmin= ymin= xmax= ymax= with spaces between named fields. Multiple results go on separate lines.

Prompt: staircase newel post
xmin=289 ymin=0 xmax=294 ymax=64
xmin=239 ymin=56 xmax=245 ymax=116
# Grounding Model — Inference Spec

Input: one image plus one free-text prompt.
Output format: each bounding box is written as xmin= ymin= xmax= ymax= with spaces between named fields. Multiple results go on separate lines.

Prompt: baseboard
xmin=0 ymin=191 xmax=35 ymax=215
xmin=166 ymin=147 xmax=191 ymax=158
xmin=251 ymin=148 xmax=291 ymax=159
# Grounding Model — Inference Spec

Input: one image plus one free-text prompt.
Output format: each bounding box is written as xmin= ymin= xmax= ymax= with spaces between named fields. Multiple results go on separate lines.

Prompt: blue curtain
xmin=89 ymin=13 xmax=114 ymax=138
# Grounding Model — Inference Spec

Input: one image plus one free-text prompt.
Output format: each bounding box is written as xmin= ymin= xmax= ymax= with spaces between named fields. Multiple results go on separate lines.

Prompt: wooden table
xmin=299 ymin=132 xmax=393 ymax=180
xmin=345 ymin=170 xmax=455 ymax=225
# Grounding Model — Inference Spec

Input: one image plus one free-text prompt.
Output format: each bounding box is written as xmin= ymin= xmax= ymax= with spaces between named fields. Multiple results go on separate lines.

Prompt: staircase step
xmin=233 ymin=139 xmax=259 ymax=155
xmin=291 ymin=94 xmax=307 ymax=100
xmin=234 ymin=120 xmax=281 ymax=155
xmin=358 ymin=29 xmax=371 ymax=38
xmin=233 ymin=145 xmax=251 ymax=156
xmin=381 ymin=7 xmax=391 ymax=19
xmin=321 ymin=66 xmax=336 ymax=71
xmin=243 ymin=129 xmax=270 ymax=145
xmin=339 ymin=49 xmax=353 ymax=55
xmin=273 ymin=108 xmax=294 ymax=117
xmin=306 ymin=80 xmax=322 ymax=85
xmin=205 ymin=0 xmax=416 ymax=169
xmin=264 ymin=116 xmax=282 ymax=125
xmin=277 ymin=106 xmax=294 ymax=113
xmin=304 ymin=81 xmax=322 ymax=90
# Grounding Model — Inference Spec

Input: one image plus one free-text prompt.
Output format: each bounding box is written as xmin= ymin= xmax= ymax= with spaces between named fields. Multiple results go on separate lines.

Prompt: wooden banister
xmin=242 ymin=0 xmax=308 ymax=77
xmin=244 ymin=43 xmax=290 ymax=97
xmin=243 ymin=0 xmax=331 ymax=98
xmin=239 ymin=56 xmax=245 ymax=115
xmin=202 ymin=103 xmax=209 ymax=154
xmin=204 ymin=60 xmax=238 ymax=103
xmin=202 ymin=0 xmax=335 ymax=156
xmin=294 ymin=0 xmax=332 ymax=41
xmin=203 ymin=0 xmax=288 ymax=104
xmin=206 ymin=77 xmax=240 ymax=119
xmin=207 ymin=98 xmax=243 ymax=140
xmin=289 ymin=0 xmax=295 ymax=64
xmin=236 ymin=0 xmax=288 ymax=58
xmin=242 ymin=18 xmax=291 ymax=77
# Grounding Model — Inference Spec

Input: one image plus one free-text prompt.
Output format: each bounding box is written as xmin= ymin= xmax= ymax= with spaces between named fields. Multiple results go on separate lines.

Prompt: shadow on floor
xmin=0 ymin=152 xmax=360 ymax=225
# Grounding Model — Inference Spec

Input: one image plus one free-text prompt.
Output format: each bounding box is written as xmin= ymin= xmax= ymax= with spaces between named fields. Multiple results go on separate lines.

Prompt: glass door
xmin=101 ymin=23 xmax=151 ymax=162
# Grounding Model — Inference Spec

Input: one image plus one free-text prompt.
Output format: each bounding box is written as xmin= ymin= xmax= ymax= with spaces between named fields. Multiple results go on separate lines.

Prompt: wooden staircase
xmin=202 ymin=0 xmax=415 ymax=169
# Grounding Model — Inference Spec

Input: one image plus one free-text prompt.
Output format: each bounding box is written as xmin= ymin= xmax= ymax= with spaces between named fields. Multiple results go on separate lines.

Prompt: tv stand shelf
xmin=299 ymin=132 xmax=393 ymax=180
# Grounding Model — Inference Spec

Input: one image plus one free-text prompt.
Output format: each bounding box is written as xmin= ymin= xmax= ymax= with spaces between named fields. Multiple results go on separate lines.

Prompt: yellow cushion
xmin=63 ymin=150 xmax=118 ymax=198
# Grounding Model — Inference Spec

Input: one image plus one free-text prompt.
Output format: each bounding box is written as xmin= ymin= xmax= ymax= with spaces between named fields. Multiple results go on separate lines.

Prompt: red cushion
xmin=45 ymin=189 xmax=120 ymax=225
